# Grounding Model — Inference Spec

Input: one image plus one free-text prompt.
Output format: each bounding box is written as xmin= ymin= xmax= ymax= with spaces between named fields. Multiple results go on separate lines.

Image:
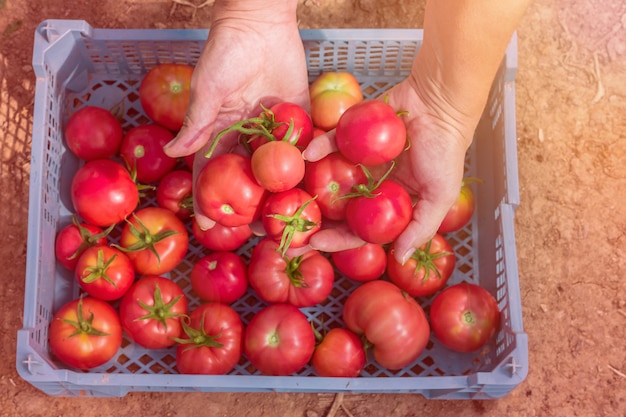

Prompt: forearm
xmin=414 ymin=0 xmax=531 ymax=135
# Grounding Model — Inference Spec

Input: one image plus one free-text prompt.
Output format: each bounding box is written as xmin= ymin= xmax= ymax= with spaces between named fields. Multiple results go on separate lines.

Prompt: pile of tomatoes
xmin=50 ymin=64 xmax=501 ymax=377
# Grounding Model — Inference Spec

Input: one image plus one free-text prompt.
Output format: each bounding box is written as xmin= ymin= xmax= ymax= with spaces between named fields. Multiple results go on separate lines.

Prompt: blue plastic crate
xmin=18 ymin=19 xmax=527 ymax=399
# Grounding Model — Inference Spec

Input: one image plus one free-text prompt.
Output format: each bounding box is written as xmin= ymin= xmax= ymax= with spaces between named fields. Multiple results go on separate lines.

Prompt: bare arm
xmin=413 ymin=0 xmax=532 ymax=141
xmin=308 ymin=0 xmax=532 ymax=263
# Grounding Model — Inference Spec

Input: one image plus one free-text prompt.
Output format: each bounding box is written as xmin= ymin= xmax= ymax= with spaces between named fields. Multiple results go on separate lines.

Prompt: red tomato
xmin=74 ymin=245 xmax=135 ymax=301
xmin=387 ymin=234 xmax=456 ymax=297
xmin=438 ymin=179 xmax=477 ymax=233
xmin=139 ymin=63 xmax=193 ymax=132
xmin=71 ymin=159 xmax=139 ymax=227
xmin=64 ymin=106 xmax=123 ymax=161
xmin=247 ymin=102 xmax=314 ymax=151
xmin=345 ymin=179 xmax=413 ymax=244
xmin=175 ymin=303 xmax=244 ymax=375
xmin=191 ymin=251 xmax=248 ymax=304
xmin=156 ymin=169 xmax=194 ymax=220
xmin=261 ymin=188 xmax=321 ymax=254
xmin=118 ymin=207 xmax=189 ymax=275
xmin=343 ymin=280 xmax=430 ymax=370
xmin=331 ymin=242 xmax=387 ymax=282
xmin=55 ymin=217 xmax=110 ymax=271
xmin=251 ymin=140 xmax=305 ymax=192
xmin=248 ymin=238 xmax=334 ymax=307
xmin=195 ymin=153 xmax=267 ymax=227
xmin=119 ymin=124 xmax=178 ymax=184
xmin=313 ymin=127 xmax=326 ymax=138
xmin=48 ymin=297 xmax=122 ymax=370
xmin=309 ymin=72 xmax=363 ymax=131
xmin=312 ymin=327 xmax=366 ymax=377
xmin=335 ymin=100 xmax=407 ymax=166
xmin=429 ymin=282 xmax=501 ymax=352
xmin=303 ymin=152 xmax=367 ymax=221
xmin=244 ymin=303 xmax=315 ymax=376
xmin=191 ymin=218 xmax=252 ymax=252
xmin=119 ymin=275 xmax=188 ymax=349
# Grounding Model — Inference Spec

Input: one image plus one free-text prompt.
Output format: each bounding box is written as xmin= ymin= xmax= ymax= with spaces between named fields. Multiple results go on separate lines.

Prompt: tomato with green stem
xmin=119 ymin=275 xmax=188 ymax=349
xmin=248 ymin=238 xmax=334 ymax=308
xmin=344 ymin=164 xmax=413 ymax=245
xmin=261 ymin=188 xmax=321 ymax=256
xmin=117 ymin=207 xmax=189 ymax=275
xmin=55 ymin=215 xmax=113 ymax=271
xmin=74 ymin=245 xmax=135 ymax=301
xmin=175 ymin=302 xmax=244 ymax=375
xmin=48 ymin=297 xmax=122 ymax=370
xmin=387 ymin=234 xmax=456 ymax=297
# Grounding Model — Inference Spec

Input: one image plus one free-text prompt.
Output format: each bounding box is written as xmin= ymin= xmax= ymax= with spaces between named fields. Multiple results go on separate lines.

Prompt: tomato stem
xmin=62 ymin=297 xmax=111 ymax=338
xmin=80 ymin=248 xmax=118 ymax=287
xmin=135 ymin=283 xmax=185 ymax=330
xmin=267 ymin=196 xmax=320 ymax=257
xmin=67 ymin=215 xmax=114 ymax=261
xmin=113 ymin=213 xmax=180 ymax=266
xmin=409 ymin=238 xmax=454 ymax=283
xmin=173 ymin=313 xmax=224 ymax=350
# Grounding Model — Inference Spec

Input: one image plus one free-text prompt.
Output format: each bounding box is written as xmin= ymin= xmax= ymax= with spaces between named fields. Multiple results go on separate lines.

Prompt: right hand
xmin=163 ymin=6 xmax=309 ymax=230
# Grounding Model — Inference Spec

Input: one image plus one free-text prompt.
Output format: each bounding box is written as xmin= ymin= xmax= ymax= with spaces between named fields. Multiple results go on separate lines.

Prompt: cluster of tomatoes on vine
xmin=50 ymin=63 xmax=500 ymax=377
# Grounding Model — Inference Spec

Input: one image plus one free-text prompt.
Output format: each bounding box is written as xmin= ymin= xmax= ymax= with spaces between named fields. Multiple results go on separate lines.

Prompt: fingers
xmin=302 ymin=130 xmax=338 ymax=162
xmin=308 ymin=223 xmax=366 ymax=252
xmin=392 ymin=198 xmax=450 ymax=265
xmin=192 ymin=210 xmax=217 ymax=231
xmin=163 ymin=64 xmax=222 ymax=158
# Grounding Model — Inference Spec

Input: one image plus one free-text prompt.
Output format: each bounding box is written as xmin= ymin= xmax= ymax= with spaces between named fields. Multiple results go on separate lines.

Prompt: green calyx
xmin=283 ymin=254 xmax=309 ymax=288
xmin=267 ymin=196 xmax=319 ymax=257
xmin=409 ymin=238 xmax=453 ymax=283
xmin=62 ymin=297 xmax=110 ymax=338
xmin=172 ymin=312 xmax=223 ymax=351
xmin=135 ymin=284 xmax=184 ymax=330
xmin=79 ymin=248 xmax=118 ymax=287
xmin=337 ymin=161 xmax=397 ymax=201
xmin=113 ymin=213 xmax=180 ymax=266
xmin=67 ymin=215 xmax=114 ymax=261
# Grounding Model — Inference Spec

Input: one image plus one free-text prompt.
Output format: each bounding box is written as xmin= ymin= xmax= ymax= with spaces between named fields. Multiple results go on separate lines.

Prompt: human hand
xmin=304 ymin=76 xmax=476 ymax=265
xmin=163 ymin=1 xmax=309 ymax=230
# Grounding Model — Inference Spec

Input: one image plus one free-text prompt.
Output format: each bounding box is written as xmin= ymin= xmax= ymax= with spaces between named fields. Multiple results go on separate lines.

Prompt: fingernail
xmin=401 ymin=248 xmax=416 ymax=265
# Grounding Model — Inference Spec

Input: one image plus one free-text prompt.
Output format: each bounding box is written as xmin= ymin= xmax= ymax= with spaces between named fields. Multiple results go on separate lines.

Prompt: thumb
xmin=392 ymin=199 xmax=449 ymax=265
xmin=302 ymin=130 xmax=338 ymax=162
xmin=308 ymin=222 xmax=366 ymax=252
xmin=164 ymin=90 xmax=220 ymax=159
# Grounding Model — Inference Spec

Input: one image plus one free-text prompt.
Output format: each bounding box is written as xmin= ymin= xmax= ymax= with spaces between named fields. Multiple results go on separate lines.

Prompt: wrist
xmin=212 ymin=0 xmax=298 ymax=25
xmin=410 ymin=46 xmax=482 ymax=149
